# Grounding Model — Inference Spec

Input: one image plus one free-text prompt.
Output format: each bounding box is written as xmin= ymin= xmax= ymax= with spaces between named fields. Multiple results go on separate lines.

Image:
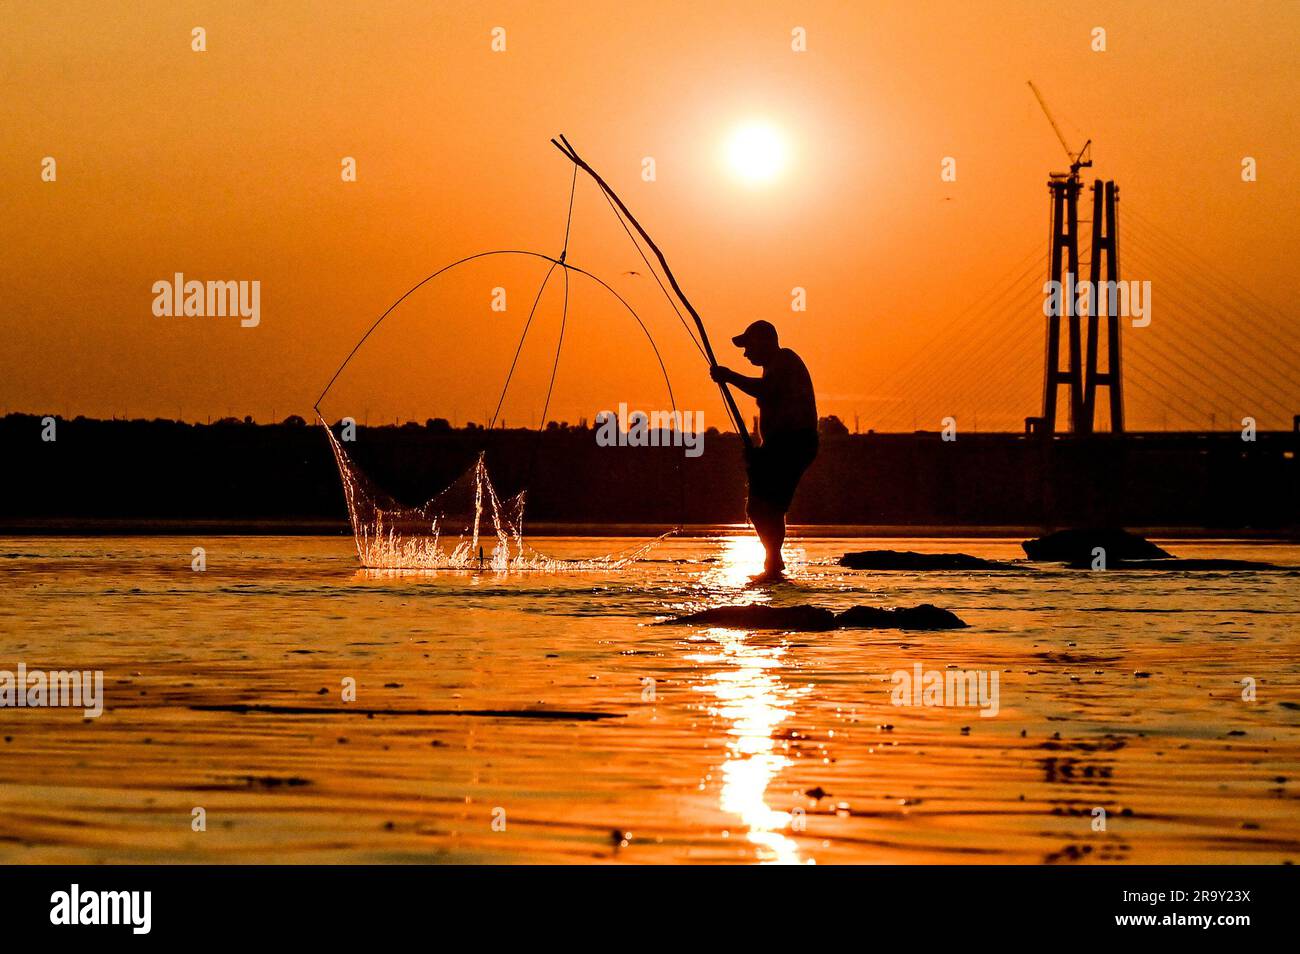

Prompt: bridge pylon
xmin=1039 ymin=174 xmax=1125 ymax=435
xmin=1082 ymin=179 xmax=1124 ymax=433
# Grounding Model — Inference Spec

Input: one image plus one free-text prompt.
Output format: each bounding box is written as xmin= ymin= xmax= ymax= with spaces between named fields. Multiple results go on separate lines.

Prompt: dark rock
xmin=840 ymin=549 xmax=1018 ymax=571
xmin=836 ymin=603 xmax=969 ymax=630
xmin=1022 ymin=528 xmax=1172 ymax=562
xmin=660 ymin=602 xmax=967 ymax=631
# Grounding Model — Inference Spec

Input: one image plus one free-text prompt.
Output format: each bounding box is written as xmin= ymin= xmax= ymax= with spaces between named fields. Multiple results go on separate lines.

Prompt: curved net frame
xmin=315 ymin=139 xmax=736 ymax=572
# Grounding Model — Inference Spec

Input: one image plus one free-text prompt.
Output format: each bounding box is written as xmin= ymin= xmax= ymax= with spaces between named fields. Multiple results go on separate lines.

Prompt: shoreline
xmin=1 ymin=518 xmax=1297 ymax=541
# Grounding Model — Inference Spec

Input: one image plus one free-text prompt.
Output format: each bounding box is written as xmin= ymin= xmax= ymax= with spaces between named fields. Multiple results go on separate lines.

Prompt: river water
xmin=0 ymin=534 xmax=1297 ymax=864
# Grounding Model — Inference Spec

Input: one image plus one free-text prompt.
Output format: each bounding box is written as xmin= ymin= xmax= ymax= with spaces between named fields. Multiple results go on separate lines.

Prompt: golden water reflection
xmin=699 ymin=532 xmax=808 ymax=590
xmin=690 ymin=627 xmax=811 ymax=864
xmin=700 ymin=533 xmax=768 ymax=589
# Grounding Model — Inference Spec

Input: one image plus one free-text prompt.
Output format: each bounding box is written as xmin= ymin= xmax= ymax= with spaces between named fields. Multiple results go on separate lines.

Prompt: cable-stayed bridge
xmin=865 ymin=202 xmax=1299 ymax=435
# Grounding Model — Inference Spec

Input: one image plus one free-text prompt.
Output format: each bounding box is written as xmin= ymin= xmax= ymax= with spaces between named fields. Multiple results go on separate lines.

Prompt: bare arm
xmin=711 ymin=365 xmax=765 ymax=398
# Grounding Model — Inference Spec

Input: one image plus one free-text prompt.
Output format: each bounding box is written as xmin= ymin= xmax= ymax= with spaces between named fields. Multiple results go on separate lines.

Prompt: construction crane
xmin=1028 ymin=80 xmax=1091 ymax=179
xmin=1025 ymin=79 xmax=1122 ymax=438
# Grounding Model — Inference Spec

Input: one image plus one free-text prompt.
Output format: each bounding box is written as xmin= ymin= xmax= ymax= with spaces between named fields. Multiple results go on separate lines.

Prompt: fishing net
xmin=314 ymin=136 xmax=744 ymax=572
xmin=323 ymin=421 xmax=669 ymax=570
xmin=323 ymin=421 xmax=519 ymax=569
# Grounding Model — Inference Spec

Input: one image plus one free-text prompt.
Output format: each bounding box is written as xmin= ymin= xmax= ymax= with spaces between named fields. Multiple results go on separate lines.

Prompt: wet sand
xmin=0 ymin=534 xmax=1297 ymax=864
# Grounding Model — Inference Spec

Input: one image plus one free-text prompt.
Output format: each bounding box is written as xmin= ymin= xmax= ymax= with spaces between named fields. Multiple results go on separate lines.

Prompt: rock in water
xmin=1021 ymin=528 xmax=1172 ymax=562
xmin=840 ymin=550 xmax=1018 ymax=571
xmin=660 ymin=603 xmax=968 ymax=631
xmin=836 ymin=603 xmax=969 ymax=630
xmin=661 ymin=604 xmax=839 ymax=631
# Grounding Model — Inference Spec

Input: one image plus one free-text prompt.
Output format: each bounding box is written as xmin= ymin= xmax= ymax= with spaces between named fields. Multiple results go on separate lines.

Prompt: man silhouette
xmin=710 ymin=320 xmax=818 ymax=581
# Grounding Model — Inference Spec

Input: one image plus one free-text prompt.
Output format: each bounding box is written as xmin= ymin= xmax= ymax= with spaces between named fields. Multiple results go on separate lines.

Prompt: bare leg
xmin=747 ymin=498 xmax=786 ymax=577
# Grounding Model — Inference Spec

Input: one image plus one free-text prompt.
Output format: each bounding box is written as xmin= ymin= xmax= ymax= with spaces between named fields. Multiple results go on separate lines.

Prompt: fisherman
xmin=710 ymin=320 xmax=818 ymax=581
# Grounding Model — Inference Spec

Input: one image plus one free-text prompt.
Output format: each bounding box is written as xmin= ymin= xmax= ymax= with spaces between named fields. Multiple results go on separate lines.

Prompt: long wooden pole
xmin=551 ymin=135 xmax=752 ymax=448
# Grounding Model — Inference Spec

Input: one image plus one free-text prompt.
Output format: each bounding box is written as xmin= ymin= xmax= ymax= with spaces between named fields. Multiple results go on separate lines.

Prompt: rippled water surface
xmin=0 ymin=534 xmax=1297 ymax=864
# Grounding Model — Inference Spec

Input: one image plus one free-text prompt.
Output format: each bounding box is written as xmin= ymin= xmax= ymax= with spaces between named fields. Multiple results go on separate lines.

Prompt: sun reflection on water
xmin=691 ymin=627 xmax=811 ymax=864
xmin=699 ymin=532 xmax=808 ymax=590
xmin=701 ymin=533 xmax=767 ymax=589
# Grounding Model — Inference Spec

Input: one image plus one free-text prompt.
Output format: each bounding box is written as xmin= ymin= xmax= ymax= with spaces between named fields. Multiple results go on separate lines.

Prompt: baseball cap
xmin=731 ymin=320 xmax=778 ymax=348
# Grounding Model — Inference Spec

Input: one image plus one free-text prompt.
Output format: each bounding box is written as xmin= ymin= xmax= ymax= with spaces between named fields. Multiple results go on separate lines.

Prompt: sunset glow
xmin=725 ymin=121 xmax=788 ymax=184
xmin=1 ymin=2 xmax=1295 ymax=433
xmin=1 ymin=0 xmax=1297 ymax=911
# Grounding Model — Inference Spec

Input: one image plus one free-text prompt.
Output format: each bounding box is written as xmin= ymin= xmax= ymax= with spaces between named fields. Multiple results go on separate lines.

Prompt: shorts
xmin=745 ymin=430 xmax=819 ymax=516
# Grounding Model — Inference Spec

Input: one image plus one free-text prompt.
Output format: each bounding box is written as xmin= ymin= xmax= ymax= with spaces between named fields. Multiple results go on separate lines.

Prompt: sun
xmin=725 ymin=121 xmax=787 ymax=185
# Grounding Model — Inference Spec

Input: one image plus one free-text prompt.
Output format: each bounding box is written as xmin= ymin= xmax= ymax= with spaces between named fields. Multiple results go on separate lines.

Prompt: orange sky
xmin=2 ymin=0 xmax=1297 ymax=431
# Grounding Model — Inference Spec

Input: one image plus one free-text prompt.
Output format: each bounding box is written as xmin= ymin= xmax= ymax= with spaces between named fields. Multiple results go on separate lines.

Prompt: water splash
xmin=322 ymin=420 xmax=669 ymax=570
